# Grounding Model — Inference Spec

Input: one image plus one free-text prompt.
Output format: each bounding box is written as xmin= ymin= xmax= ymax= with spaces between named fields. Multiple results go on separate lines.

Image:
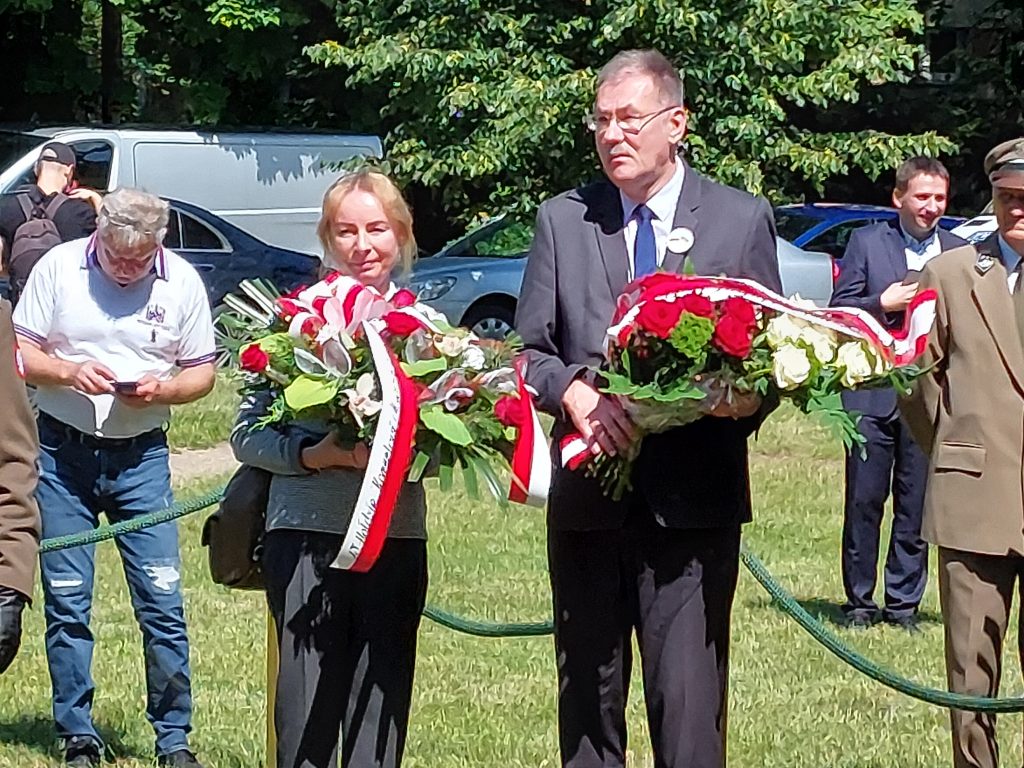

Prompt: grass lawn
xmin=166 ymin=374 xmax=240 ymax=451
xmin=2 ymin=408 xmax=1022 ymax=766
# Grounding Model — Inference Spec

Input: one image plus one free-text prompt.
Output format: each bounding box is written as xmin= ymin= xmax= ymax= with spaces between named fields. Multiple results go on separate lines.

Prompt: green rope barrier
xmin=741 ymin=545 xmax=1024 ymax=713
xmin=33 ymin=483 xmax=1024 ymax=712
xmin=38 ymin=485 xmax=227 ymax=553
xmin=422 ymin=605 xmax=552 ymax=637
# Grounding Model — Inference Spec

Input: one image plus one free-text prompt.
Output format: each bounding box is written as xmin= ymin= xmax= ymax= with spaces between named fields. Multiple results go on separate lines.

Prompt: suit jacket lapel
xmin=883 ymin=221 xmax=909 ymax=280
xmin=589 ymin=182 xmax=630 ymax=300
xmin=970 ymin=234 xmax=1024 ymax=391
xmin=662 ymin=160 xmax=700 ymax=275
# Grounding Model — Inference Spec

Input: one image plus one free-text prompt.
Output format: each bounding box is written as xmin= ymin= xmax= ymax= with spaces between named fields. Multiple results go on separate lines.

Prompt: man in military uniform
xmin=902 ymin=138 xmax=1024 ymax=767
xmin=0 ymin=298 xmax=41 ymax=674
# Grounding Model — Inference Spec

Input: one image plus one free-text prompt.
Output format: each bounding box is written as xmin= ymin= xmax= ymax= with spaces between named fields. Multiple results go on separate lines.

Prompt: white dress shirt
xmin=619 ymin=158 xmax=686 ymax=281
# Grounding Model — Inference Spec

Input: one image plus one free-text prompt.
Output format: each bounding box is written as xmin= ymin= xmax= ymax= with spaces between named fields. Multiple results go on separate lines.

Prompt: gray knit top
xmin=229 ymin=391 xmax=427 ymax=540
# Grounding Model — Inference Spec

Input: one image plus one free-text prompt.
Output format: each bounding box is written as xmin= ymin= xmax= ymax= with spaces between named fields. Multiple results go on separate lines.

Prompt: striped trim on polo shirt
xmin=13 ymin=325 xmax=46 ymax=345
xmin=178 ymin=351 xmax=218 ymax=368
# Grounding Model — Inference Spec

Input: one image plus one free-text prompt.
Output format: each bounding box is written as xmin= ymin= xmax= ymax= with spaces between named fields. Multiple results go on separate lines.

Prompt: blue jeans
xmin=37 ymin=418 xmax=193 ymax=757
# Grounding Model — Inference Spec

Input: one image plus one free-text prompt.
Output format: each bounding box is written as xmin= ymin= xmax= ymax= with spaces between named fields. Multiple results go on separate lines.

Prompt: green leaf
xmin=400 ymin=357 xmax=448 ymax=377
xmin=283 ymin=376 xmax=337 ymax=411
xmin=408 ymin=450 xmax=431 ymax=482
xmin=460 ymin=456 xmax=480 ymax=499
xmin=420 ymin=406 xmax=474 ymax=446
xmin=438 ymin=461 xmax=454 ymax=492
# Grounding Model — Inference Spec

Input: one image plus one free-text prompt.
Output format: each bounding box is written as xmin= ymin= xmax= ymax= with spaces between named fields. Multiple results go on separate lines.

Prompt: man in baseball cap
xmin=900 ymin=136 xmax=1024 ymax=768
xmin=0 ymin=141 xmax=96 ymax=304
xmin=37 ymin=141 xmax=77 ymax=169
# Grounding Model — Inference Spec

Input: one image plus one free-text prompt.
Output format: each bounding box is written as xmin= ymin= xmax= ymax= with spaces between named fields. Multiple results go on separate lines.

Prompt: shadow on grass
xmin=766 ymin=597 xmax=943 ymax=628
xmin=0 ymin=716 xmax=147 ymax=761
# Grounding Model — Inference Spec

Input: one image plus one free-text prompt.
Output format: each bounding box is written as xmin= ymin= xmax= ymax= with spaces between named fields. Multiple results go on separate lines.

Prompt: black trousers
xmin=263 ymin=531 xmax=427 ymax=768
xmin=548 ymin=517 xmax=741 ymax=768
xmin=841 ymin=412 xmax=928 ymax=620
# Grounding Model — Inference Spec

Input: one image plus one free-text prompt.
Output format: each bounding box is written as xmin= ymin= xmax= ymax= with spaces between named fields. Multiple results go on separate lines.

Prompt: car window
xmin=180 ymin=211 xmax=227 ymax=251
xmin=70 ymin=140 xmax=113 ymax=190
xmin=473 ymin=221 xmax=534 ymax=257
xmin=806 ymin=221 xmax=871 ymax=259
xmin=774 ymin=211 xmax=817 ymax=242
xmin=165 ymin=211 xmax=183 ymax=249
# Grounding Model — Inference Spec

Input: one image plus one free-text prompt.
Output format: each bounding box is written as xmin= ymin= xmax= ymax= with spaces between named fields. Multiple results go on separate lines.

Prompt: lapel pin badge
xmin=975 ymin=252 xmax=995 ymax=275
xmin=666 ymin=227 xmax=695 ymax=255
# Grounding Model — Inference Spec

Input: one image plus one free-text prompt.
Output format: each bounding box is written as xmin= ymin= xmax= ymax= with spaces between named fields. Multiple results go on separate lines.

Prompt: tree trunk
xmin=100 ymin=0 xmax=122 ymax=123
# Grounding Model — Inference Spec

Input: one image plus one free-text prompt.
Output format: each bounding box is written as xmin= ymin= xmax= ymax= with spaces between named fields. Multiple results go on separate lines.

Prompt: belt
xmin=38 ymin=412 xmax=166 ymax=449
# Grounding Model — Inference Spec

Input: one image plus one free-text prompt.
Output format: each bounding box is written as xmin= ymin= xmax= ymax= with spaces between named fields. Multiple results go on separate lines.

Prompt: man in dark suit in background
xmin=829 ymin=158 xmax=966 ymax=632
xmin=516 ymin=49 xmax=780 ymax=768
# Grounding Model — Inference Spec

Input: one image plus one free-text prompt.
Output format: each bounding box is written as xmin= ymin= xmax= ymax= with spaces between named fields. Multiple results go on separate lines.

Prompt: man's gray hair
xmin=97 ymin=188 xmax=170 ymax=249
xmin=596 ymin=49 xmax=685 ymax=106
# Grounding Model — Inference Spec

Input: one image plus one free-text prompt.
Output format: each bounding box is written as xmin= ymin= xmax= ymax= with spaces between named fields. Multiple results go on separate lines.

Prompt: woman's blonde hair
xmin=317 ymin=170 xmax=417 ymax=274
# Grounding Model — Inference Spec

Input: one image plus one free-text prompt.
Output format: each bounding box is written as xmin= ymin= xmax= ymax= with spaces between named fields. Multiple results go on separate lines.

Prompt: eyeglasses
xmin=584 ymin=105 xmax=680 ymax=136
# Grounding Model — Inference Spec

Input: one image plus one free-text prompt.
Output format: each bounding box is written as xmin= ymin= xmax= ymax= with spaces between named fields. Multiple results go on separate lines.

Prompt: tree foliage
xmin=307 ymin=0 xmax=957 ymax=235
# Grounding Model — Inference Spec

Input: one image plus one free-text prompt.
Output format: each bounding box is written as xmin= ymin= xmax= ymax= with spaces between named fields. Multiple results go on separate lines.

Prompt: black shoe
xmin=64 ymin=736 xmax=101 ymax=767
xmin=844 ymin=613 xmax=877 ymax=629
xmin=157 ymin=749 xmax=205 ymax=768
xmin=888 ymin=614 xmax=923 ymax=635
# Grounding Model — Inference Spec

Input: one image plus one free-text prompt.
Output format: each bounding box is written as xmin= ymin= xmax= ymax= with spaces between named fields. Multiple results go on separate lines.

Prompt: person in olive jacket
xmin=0 ymin=298 xmax=40 ymax=674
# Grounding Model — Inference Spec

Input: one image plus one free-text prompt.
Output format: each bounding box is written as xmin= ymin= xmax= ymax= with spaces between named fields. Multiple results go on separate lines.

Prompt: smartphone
xmin=113 ymin=381 xmax=139 ymax=394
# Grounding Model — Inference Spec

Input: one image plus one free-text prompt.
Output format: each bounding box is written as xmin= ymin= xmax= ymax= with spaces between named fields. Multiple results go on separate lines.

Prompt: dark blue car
xmin=774 ymin=203 xmax=966 ymax=260
xmin=162 ymin=198 xmax=319 ymax=363
xmin=164 ymin=198 xmax=318 ymax=308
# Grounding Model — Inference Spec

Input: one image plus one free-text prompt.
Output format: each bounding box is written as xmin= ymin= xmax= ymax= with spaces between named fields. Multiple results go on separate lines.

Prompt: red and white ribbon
xmin=561 ymin=276 xmax=938 ymax=471
xmin=330 ymin=322 xmax=418 ymax=572
xmin=609 ymin=276 xmax=936 ymax=367
xmin=508 ymin=364 xmax=550 ymax=507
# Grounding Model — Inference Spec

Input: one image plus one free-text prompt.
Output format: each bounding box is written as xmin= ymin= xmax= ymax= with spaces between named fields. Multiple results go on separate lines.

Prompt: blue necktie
xmin=633 ymin=204 xmax=657 ymax=278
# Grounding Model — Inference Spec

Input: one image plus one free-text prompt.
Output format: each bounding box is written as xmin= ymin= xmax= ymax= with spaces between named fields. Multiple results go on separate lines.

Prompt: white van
xmin=0 ymin=127 xmax=383 ymax=255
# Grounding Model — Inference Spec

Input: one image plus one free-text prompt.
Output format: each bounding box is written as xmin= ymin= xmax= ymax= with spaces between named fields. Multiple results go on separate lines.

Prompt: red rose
xmin=276 ymin=298 xmax=302 ymax=321
xmin=722 ymin=297 xmax=756 ymax=328
xmin=240 ymin=344 xmax=270 ymax=372
xmin=713 ymin=315 xmax=755 ymax=358
xmin=300 ymin=315 xmax=324 ymax=337
xmin=634 ymin=272 xmax=686 ymax=296
xmin=392 ymin=288 xmax=417 ymax=308
xmin=384 ymin=311 xmax=423 ymax=337
xmin=636 ymin=299 xmax=685 ymax=339
xmin=494 ymin=395 xmax=526 ymax=427
xmin=616 ymin=324 xmax=632 ymax=347
xmin=679 ymin=293 xmax=714 ymax=319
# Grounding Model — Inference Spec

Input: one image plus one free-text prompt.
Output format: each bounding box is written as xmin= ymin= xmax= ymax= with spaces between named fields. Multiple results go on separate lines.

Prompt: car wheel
xmin=462 ymin=299 xmax=516 ymax=341
xmin=212 ymin=304 xmax=249 ymax=368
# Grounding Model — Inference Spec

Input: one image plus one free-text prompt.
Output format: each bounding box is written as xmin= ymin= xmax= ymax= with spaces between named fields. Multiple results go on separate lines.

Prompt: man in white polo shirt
xmin=13 ymin=188 xmax=215 ymax=768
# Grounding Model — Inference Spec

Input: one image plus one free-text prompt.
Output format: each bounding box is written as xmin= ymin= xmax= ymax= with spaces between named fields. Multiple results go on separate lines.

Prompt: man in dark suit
xmin=516 ymin=49 xmax=780 ymax=768
xmin=829 ymin=157 xmax=966 ymax=632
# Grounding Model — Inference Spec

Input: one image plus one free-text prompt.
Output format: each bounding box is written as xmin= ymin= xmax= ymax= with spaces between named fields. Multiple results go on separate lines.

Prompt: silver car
xmin=406 ymin=215 xmax=833 ymax=339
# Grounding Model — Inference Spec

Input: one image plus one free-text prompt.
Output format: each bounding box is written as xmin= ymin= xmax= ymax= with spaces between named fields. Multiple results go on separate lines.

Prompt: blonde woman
xmin=231 ymin=171 xmax=427 ymax=768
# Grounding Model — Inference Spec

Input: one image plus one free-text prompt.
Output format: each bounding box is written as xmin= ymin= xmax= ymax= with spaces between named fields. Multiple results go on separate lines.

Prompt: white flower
xmin=836 ymin=342 xmax=875 ymax=388
xmin=788 ymin=294 xmax=818 ymax=310
xmin=872 ymin=348 xmax=893 ymax=376
xmin=773 ymin=344 xmax=813 ymax=390
xmin=460 ymin=345 xmax=486 ymax=371
xmin=435 ymin=333 xmax=470 ymax=358
xmin=765 ymin=313 xmax=806 ymax=348
xmin=797 ymin=326 xmax=837 ymax=364
xmin=342 ymin=372 xmax=382 ymax=427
